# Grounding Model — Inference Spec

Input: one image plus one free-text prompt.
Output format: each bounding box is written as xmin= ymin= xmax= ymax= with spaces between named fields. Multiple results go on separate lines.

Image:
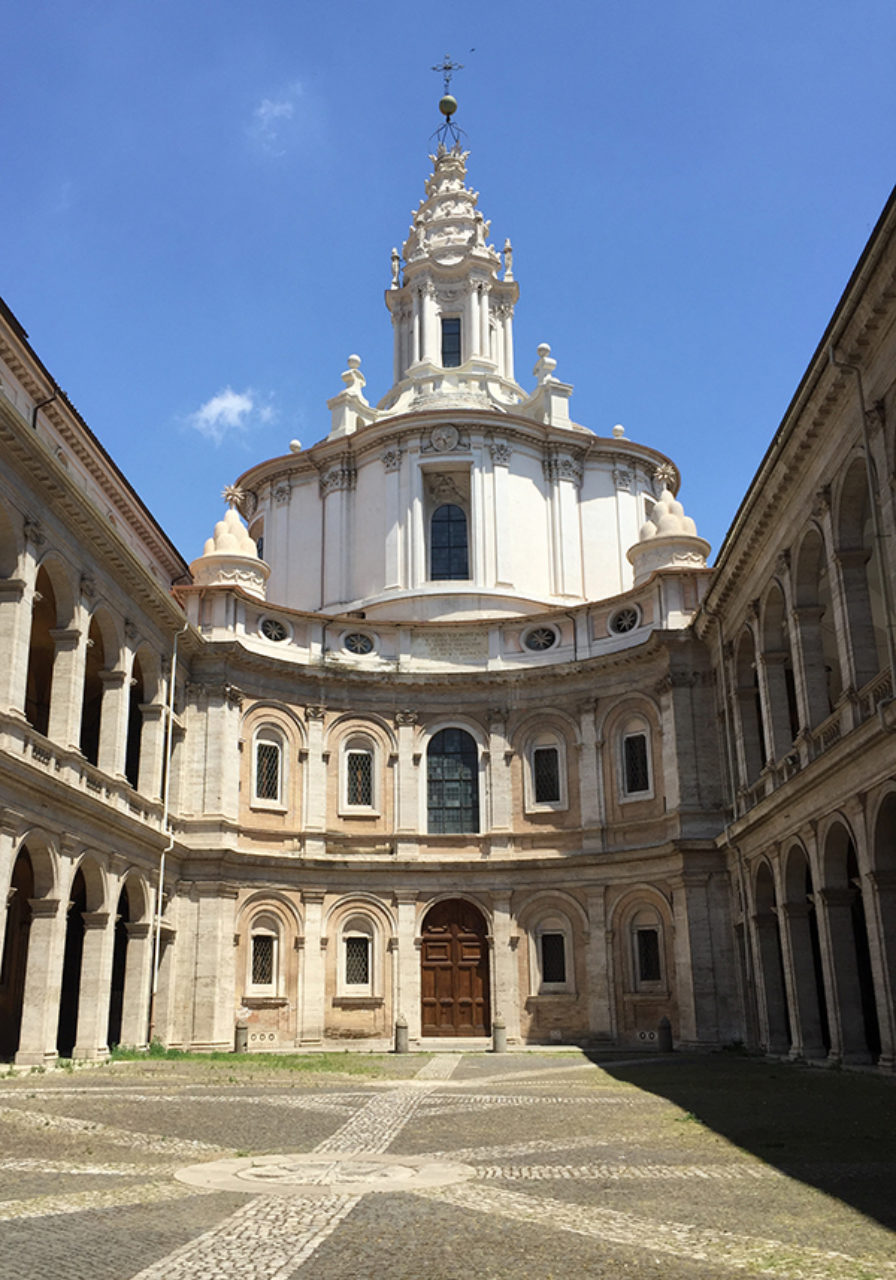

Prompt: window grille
xmin=431 ymin=504 xmax=469 ymax=580
xmin=345 ymin=936 xmax=370 ymax=985
xmin=540 ymin=932 xmax=566 ymax=984
xmin=255 ymin=741 xmax=281 ymax=801
xmin=533 ymin=746 xmax=561 ymax=803
xmin=260 ymin=617 xmax=287 ymax=642
xmin=623 ymin=733 xmax=650 ymax=794
xmin=441 ymin=316 xmax=461 ymax=367
xmin=427 ymin=727 xmax=479 ymax=833
xmin=252 ymin=935 xmax=274 ymax=986
xmin=637 ymin=928 xmax=661 ymax=983
xmin=347 ymin=751 xmax=373 ymax=806
xmin=524 ymin=626 xmax=558 ymax=652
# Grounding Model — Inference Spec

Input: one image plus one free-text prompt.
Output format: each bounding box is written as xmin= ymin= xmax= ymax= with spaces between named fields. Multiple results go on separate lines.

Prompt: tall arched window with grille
xmin=339 ymin=734 xmax=378 ymax=814
xmin=253 ymin=727 xmax=284 ymax=806
xmin=427 ymin=727 xmax=479 ymax=833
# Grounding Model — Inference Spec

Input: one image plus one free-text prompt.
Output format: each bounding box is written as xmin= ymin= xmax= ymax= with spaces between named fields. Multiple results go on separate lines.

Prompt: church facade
xmin=0 ymin=131 xmax=894 ymax=1068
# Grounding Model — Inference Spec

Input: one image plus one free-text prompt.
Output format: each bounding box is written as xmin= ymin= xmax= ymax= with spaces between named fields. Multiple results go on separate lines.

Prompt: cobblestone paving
xmin=0 ymin=1052 xmax=893 ymax=1279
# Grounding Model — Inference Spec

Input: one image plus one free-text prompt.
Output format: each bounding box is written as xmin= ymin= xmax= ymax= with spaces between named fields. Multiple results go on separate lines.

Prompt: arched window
xmin=525 ymin=731 xmax=568 ymax=812
xmin=430 ymin=504 xmax=469 ymax=580
xmin=427 ymin=727 xmax=479 ymax=833
xmin=531 ymin=913 xmax=575 ymax=994
xmin=339 ymin=914 xmax=377 ymax=997
xmin=253 ymin=727 xmax=285 ymax=806
xmin=80 ymin=615 xmax=105 ymax=766
xmin=340 ymin=735 xmax=378 ymax=814
xmin=619 ymin=718 xmax=652 ymax=800
xmin=247 ymin=912 xmax=280 ymax=995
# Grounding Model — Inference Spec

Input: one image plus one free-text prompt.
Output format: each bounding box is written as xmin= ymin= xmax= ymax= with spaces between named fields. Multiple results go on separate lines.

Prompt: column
xmin=15 ymin=898 xmax=65 ymax=1066
xmin=751 ymin=912 xmax=789 ymax=1053
xmin=303 ymin=707 xmax=327 ymax=857
xmin=585 ymin=887 xmax=614 ymax=1041
xmin=73 ymin=911 xmax=114 ymax=1060
xmin=422 ymin=285 xmax=437 ymax=364
xmin=489 ymin=442 xmax=512 ymax=587
xmin=300 ymin=889 xmax=326 ymax=1044
xmin=383 ymin=447 xmax=403 ymax=590
xmin=760 ymin=653 xmax=794 ymax=762
xmin=118 ymin=921 xmax=153 ymax=1049
xmin=479 ymin=286 xmax=490 ymax=356
xmin=97 ymin=670 xmax=129 ymax=777
xmin=137 ymin=703 xmax=167 ymax=799
xmin=47 ymin=627 xmax=84 ymax=750
xmin=792 ymin=606 xmax=830 ymax=730
xmin=0 ymin=578 xmax=30 ymax=716
xmin=466 ymin=289 xmax=478 ymax=362
xmin=190 ymin=885 xmax=238 ymax=1049
xmin=863 ymin=869 xmax=896 ymax=1071
xmin=502 ymin=309 xmax=514 ymax=381
xmin=394 ymin=890 xmax=420 ymax=1041
xmin=411 ymin=291 xmax=421 ymax=364
xmin=671 ymin=873 xmax=725 ymax=1048
xmin=577 ymin=702 xmax=602 ymax=848
xmin=817 ymin=887 xmax=869 ymax=1063
xmin=488 ymin=711 xmax=512 ymax=841
xmin=151 ymin=926 xmax=177 ymax=1046
xmin=393 ymin=712 xmax=419 ymax=851
xmin=0 ymin=818 xmax=21 ymax=961
xmin=779 ymin=903 xmax=826 ymax=1059
xmin=491 ymin=891 xmax=520 ymax=1042
xmin=836 ymin=548 xmax=878 ymax=688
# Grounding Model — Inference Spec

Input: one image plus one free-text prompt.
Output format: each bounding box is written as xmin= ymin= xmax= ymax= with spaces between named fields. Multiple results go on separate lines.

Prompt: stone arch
xmin=599 ymin=697 xmax=663 ymax=819
xmin=760 ymin=581 xmax=799 ymax=755
xmin=517 ymin=891 xmax=586 ymax=1001
xmin=793 ymin=525 xmax=842 ymax=724
xmin=869 ymin=791 xmax=896 ymax=1061
xmin=820 ymin=819 xmax=880 ymax=1062
xmin=80 ymin=606 xmax=122 ymax=768
xmin=106 ymin=880 xmax=131 ymax=1048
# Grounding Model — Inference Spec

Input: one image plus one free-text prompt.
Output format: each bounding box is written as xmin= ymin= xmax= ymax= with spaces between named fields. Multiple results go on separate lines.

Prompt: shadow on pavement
xmin=591 ymin=1051 xmax=896 ymax=1234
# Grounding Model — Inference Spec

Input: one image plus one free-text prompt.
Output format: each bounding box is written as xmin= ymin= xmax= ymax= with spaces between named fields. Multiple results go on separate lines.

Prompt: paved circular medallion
xmin=175 ymin=1152 xmax=476 ymax=1198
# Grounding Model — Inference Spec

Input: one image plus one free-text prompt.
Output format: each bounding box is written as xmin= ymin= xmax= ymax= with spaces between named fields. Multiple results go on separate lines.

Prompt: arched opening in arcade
xmin=0 ymin=848 xmax=34 ymax=1060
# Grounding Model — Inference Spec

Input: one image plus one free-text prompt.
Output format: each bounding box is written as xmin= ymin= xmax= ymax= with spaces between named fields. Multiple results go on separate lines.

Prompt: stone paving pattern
xmin=0 ymin=1051 xmax=893 ymax=1279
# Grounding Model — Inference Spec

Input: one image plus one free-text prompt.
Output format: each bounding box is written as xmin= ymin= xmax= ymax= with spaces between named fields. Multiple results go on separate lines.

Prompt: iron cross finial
xmin=431 ymin=54 xmax=464 ymax=93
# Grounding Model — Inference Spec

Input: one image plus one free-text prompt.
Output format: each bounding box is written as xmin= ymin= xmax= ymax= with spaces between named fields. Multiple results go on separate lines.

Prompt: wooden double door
xmin=421 ymin=899 xmax=490 ymax=1036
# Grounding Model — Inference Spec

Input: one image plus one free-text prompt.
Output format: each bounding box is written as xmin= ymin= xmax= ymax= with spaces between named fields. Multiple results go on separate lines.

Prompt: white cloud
xmin=247 ymin=82 xmax=304 ymax=157
xmin=187 ymin=387 xmax=274 ymax=446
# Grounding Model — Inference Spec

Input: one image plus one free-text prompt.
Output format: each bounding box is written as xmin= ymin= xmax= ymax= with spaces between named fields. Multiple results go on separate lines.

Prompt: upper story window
xmin=430 ymin=504 xmax=469 ymax=580
xmin=525 ymin=730 xmax=568 ymax=812
xmin=622 ymin=731 xmax=651 ymax=797
xmin=441 ymin=316 xmax=461 ymax=367
xmin=340 ymin=734 xmax=378 ymax=815
xmin=427 ymin=727 xmax=480 ymax=833
xmin=253 ymin=728 xmax=285 ymax=806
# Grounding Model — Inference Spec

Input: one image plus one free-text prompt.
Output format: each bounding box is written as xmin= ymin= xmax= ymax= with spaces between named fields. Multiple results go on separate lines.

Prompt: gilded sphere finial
xmin=439 ymin=93 xmax=457 ymax=119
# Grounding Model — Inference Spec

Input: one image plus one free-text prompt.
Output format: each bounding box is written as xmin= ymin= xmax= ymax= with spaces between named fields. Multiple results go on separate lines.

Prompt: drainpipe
xmin=148 ymin=619 xmax=189 ymax=1044
xmin=31 ymin=387 xmax=59 ymax=430
xmin=828 ymin=349 xmax=896 ymax=723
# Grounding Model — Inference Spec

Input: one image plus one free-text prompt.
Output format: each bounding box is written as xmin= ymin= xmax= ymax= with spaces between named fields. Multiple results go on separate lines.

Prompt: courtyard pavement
xmin=0 ymin=1049 xmax=893 ymax=1279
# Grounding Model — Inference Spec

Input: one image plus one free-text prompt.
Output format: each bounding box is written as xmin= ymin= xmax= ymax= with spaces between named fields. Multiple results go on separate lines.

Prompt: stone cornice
xmin=0 ymin=397 xmax=190 ymax=636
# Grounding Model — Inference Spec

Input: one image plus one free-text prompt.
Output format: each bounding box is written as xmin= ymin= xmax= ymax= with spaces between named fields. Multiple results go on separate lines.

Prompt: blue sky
xmin=4 ymin=1 xmax=895 ymax=567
